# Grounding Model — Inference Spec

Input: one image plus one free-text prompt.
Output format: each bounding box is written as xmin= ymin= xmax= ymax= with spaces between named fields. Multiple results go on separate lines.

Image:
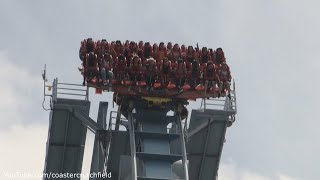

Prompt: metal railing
xmin=200 ymin=80 xmax=237 ymax=113
xmin=103 ymin=110 xmax=128 ymax=175
xmin=108 ymin=110 xmax=129 ymax=131
xmin=42 ymin=64 xmax=89 ymax=110
xmin=43 ymin=78 xmax=89 ymax=110
xmin=55 ymin=78 xmax=89 ymax=100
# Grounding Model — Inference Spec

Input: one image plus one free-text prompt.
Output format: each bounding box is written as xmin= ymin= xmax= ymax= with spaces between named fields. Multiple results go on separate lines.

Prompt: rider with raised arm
xmin=189 ymin=58 xmax=201 ymax=89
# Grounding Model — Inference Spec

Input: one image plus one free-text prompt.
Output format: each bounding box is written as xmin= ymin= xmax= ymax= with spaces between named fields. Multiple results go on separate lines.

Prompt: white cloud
xmin=219 ymin=160 xmax=300 ymax=180
xmin=0 ymin=125 xmax=47 ymax=180
xmin=0 ymin=50 xmax=46 ymax=127
xmin=0 ymin=51 xmax=50 ymax=178
xmin=278 ymin=174 xmax=299 ymax=180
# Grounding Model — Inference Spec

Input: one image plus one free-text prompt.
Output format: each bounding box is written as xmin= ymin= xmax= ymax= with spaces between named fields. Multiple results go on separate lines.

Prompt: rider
xmin=99 ymin=53 xmax=114 ymax=89
xmin=110 ymin=41 xmax=116 ymax=49
xmin=114 ymin=40 xmax=124 ymax=57
xmin=143 ymin=42 xmax=153 ymax=61
xmin=181 ymin=44 xmax=187 ymax=61
xmin=208 ymin=48 xmax=215 ymax=64
xmin=203 ymin=61 xmax=220 ymax=92
xmin=79 ymin=39 xmax=87 ymax=62
xmin=200 ymin=47 xmax=210 ymax=65
xmin=159 ymin=57 xmax=172 ymax=90
xmin=144 ymin=57 xmax=157 ymax=91
xmin=96 ymin=39 xmax=108 ymax=59
xmin=215 ymin=47 xmax=226 ymax=65
xmin=185 ymin=46 xmax=197 ymax=70
xmin=174 ymin=58 xmax=186 ymax=90
xmin=128 ymin=55 xmax=143 ymax=92
xmin=85 ymin=52 xmax=99 ymax=84
xmin=167 ymin=42 xmax=173 ymax=55
xmin=79 ymin=40 xmax=88 ymax=85
xmin=138 ymin=40 xmax=144 ymax=50
xmin=124 ymin=41 xmax=139 ymax=67
xmin=218 ymin=62 xmax=231 ymax=96
xmin=114 ymin=54 xmax=127 ymax=84
xmin=124 ymin=40 xmax=130 ymax=48
xmin=152 ymin=43 xmax=159 ymax=60
xmin=170 ymin=44 xmax=181 ymax=63
xmin=157 ymin=42 xmax=167 ymax=63
xmin=189 ymin=58 xmax=201 ymax=89
xmin=86 ymin=38 xmax=95 ymax=53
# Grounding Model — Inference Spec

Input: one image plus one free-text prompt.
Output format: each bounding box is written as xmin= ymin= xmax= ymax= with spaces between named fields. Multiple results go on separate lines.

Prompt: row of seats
xmin=80 ymin=39 xmax=227 ymax=65
xmin=79 ymin=38 xmax=232 ymax=94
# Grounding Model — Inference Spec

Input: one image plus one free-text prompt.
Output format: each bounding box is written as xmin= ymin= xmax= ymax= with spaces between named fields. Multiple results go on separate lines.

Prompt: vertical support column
xmin=115 ymin=105 xmax=122 ymax=130
xmin=60 ymin=113 xmax=70 ymax=172
xmin=85 ymin=86 xmax=89 ymax=101
xmin=90 ymin=102 xmax=108 ymax=179
xmin=177 ymin=115 xmax=189 ymax=180
xmin=128 ymin=112 xmax=137 ymax=180
xmin=52 ymin=78 xmax=58 ymax=102
xmin=198 ymin=118 xmax=211 ymax=180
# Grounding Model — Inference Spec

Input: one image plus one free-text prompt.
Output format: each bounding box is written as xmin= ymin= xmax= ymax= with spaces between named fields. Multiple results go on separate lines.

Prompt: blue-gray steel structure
xmin=43 ymin=98 xmax=90 ymax=180
xmin=42 ymin=79 xmax=237 ymax=180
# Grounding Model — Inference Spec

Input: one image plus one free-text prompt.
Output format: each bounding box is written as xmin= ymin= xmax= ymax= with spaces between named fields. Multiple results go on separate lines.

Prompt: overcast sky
xmin=0 ymin=0 xmax=319 ymax=180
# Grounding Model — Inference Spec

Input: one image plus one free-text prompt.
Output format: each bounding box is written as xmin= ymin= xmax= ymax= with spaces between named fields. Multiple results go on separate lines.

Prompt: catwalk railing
xmin=200 ymin=80 xmax=237 ymax=113
xmin=44 ymin=78 xmax=89 ymax=109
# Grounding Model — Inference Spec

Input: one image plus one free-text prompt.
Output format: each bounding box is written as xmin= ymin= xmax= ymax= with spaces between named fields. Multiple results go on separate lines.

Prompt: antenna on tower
xmin=41 ymin=64 xmax=51 ymax=111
